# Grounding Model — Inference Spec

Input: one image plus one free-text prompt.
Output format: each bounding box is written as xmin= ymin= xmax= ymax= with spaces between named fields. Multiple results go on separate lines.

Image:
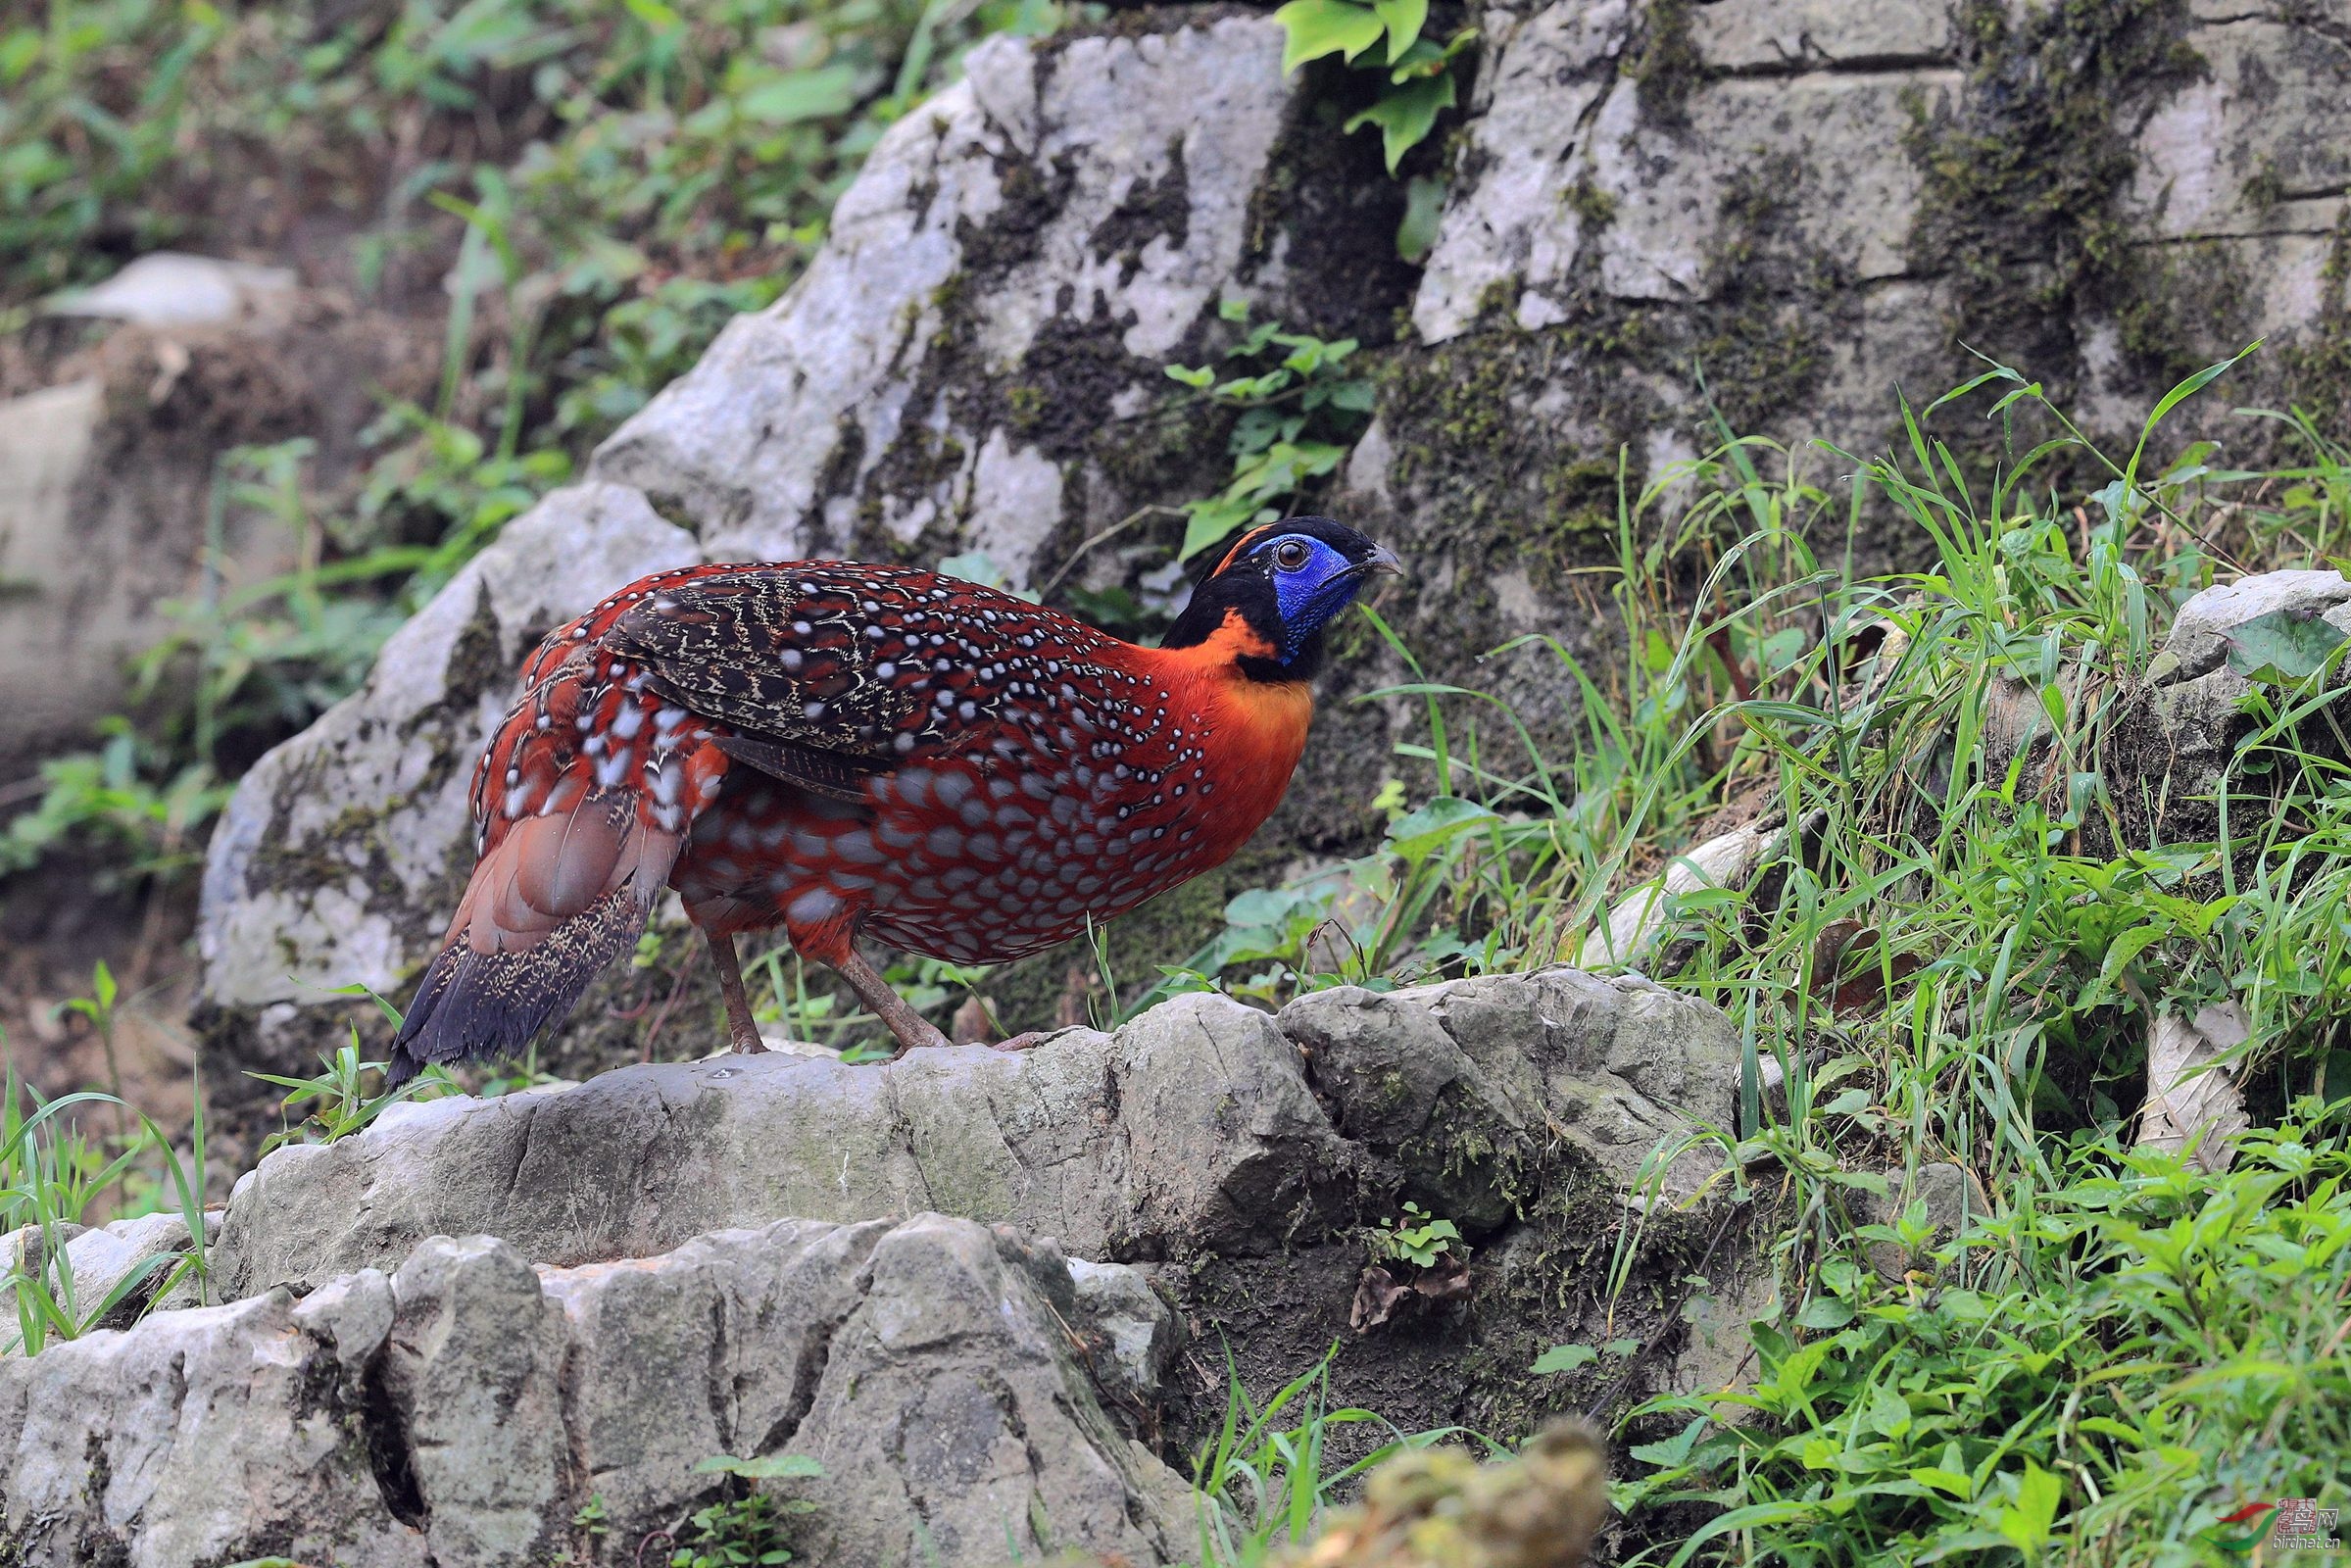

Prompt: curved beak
xmin=1352 ymin=544 xmax=1404 ymax=578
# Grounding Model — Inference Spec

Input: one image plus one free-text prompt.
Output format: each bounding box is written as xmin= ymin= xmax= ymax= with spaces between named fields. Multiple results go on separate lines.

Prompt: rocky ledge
xmin=0 ymin=966 xmax=1765 ymax=1567
xmin=1 ymin=1215 xmax=1190 ymax=1568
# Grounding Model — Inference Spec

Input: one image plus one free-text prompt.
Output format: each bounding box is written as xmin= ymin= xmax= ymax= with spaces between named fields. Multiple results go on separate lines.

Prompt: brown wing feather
xmin=391 ymin=785 xmax=686 ymax=1084
xmin=599 ymin=571 xmax=913 ymax=760
xmin=595 ymin=564 xmax=1121 ymax=762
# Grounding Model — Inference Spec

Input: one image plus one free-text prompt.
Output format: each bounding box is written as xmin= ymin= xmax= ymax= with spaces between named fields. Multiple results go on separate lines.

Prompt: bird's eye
xmin=1272 ymin=539 xmax=1311 ymax=571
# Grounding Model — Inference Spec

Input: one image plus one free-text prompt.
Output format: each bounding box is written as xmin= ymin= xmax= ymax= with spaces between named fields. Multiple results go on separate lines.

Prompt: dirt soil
xmin=0 ymin=859 xmax=202 ymax=1164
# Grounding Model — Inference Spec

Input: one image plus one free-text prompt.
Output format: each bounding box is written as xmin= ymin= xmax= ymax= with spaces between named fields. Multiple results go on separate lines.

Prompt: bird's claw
xmin=985 ymin=1030 xmax=1051 ymax=1054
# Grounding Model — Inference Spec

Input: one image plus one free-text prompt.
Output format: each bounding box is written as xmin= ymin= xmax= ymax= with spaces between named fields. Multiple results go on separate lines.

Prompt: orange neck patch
xmin=1139 ymin=609 xmax=1314 ymax=822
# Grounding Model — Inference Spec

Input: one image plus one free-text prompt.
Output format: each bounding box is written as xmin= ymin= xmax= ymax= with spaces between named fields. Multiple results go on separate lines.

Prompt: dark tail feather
xmin=386 ymin=887 xmax=652 ymax=1087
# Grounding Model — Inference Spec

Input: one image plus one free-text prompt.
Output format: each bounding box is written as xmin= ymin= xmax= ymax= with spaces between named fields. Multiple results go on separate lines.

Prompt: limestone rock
xmin=1067 ymin=1253 xmax=1179 ymax=1418
xmin=0 ymin=1285 xmax=426 ymax=1568
xmin=208 ymin=991 xmax=1356 ymax=1298
xmin=787 ymin=1217 xmax=1191 ymax=1568
xmin=2153 ymin=568 xmax=2351 ymax=685
xmin=194 ymin=964 xmax=1753 ymax=1457
xmin=55 ymin=1212 xmax=191 ymax=1334
xmin=2114 ymin=9 xmax=2349 ymax=386
xmin=383 ymin=1236 xmax=572 ymax=1563
xmin=1412 ymin=2 xmax=1957 ymax=342
xmin=0 ymin=1213 xmax=193 ymax=1352
xmin=1578 ymin=819 xmax=1785 ymax=973
xmin=195 ymin=481 xmax=697 ymax=1042
xmin=0 ymin=1216 xmax=1186 ymax=1568
xmin=593 ymin=17 xmax=1301 ymax=573
xmin=1280 ymin=967 xmax=1741 ymax=1221
xmin=2122 ymin=569 xmax=2351 ymax=820
xmin=1359 ymin=0 xmax=2351 ymax=712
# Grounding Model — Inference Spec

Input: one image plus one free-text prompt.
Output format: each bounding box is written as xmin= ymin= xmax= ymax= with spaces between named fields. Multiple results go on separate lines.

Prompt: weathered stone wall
xmin=1357 ymin=0 xmax=2350 ymax=716
xmin=196 ymin=0 xmax=2351 ymax=1095
xmin=0 ymin=968 xmax=1768 ymax=1566
xmin=0 ymin=1215 xmax=1196 ymax=1568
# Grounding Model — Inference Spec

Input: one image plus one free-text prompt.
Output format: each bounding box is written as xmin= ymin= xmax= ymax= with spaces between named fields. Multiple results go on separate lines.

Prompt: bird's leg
xmin=836 ymin=949 xmax=953 ymax=1056
xmin=705 ymin=930 xmax=768 ymax=1054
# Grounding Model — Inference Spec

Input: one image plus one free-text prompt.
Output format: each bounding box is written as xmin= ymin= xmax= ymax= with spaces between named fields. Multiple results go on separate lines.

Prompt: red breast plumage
xmin=389 ymin=517 xmax=1398 ymax=1081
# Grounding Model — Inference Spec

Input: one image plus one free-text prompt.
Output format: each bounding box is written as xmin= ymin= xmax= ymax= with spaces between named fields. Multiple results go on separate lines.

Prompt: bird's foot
xmin=986 ymin=1030 xmax=1053 ymax=1054
xmin=728 ymin=1028 xmax=770 ymax=1054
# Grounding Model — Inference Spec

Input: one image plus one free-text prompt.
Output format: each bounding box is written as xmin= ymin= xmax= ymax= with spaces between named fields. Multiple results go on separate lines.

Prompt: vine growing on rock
xmin=1270 ymin=0 xmax=1473 ymax=259
xmin=1164 ymin=301 xmax=1376 ymax=563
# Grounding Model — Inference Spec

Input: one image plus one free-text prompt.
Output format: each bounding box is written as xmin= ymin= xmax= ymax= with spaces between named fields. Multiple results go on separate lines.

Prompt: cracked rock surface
xmin=208 ymin=977 xmax=1730 ymax=1298
xmin=0 ymin=1215 xmax=1186 ymax=1568
xmin=211 ymin=992 xmax=1358 ymax=1297
xmin=0 ymin=967 xmax=1752 ymax=1565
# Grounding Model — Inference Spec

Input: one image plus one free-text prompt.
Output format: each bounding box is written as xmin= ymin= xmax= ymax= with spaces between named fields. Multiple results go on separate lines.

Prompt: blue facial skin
xmin=1254 ymin=534 xmax=1373 ymax=662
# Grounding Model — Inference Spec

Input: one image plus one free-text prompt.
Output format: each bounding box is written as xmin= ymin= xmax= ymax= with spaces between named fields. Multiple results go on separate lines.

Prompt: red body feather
xmin=463 ymin=563 xmax=1309 ymax=975
xmin=391 ymin=524 xmax=1393 ymax=1083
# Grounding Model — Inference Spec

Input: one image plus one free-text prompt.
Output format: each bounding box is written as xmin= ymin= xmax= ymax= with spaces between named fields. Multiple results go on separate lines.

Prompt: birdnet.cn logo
xmin=2203 ymin=1499 xmax=2343 ymax=1555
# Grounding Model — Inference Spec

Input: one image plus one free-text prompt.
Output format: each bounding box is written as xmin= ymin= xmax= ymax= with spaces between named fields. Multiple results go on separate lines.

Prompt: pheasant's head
xmin=1165 ymin=516 xmax=1401 ymax=679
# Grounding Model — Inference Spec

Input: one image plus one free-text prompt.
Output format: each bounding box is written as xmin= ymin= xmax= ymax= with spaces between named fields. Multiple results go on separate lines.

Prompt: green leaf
xmin=1863 ymin=1383 xmax=1912 ymax=1439
xmin=2075 ymin=921 xmax=2167 ymax=1010
xmin=1391 ymin=172 xmax=1446 ymax=264
xmin=1909 ymin=1466 xmax=1977 ymax=1498
xmin=619 ymin=0 xmax=683 ymax=29
xmin=736 ymin=64 xmax=857 ymax=125
xmin=2223 ymin=606 xmax=2348 ymax=685
xmin=1531 ymin=1342 xmax=1597 ymax=1374
xmin=1177 ymin=493 xmax=1266 ymax=562
xmin=1342 ymin=72 xmax=1457 ymax=173
xmin=1629 ymin=1415 xmax=1710 ymax=1468
xmin=1164 ymin=364 xmax=1215 ymax=389
xmin=1371 ymin=0 xmax=1427 ymax=59
xmin=1385 ymin=795 xmax=1498 ymax=858
xmin=1272 ymin=0 xmax=1388 ymax=73
xmin=1794 ymin=1296 xmax=1854 ymax=1331
xmin=1996 ymin=1461 xmax=2064 ymax=1555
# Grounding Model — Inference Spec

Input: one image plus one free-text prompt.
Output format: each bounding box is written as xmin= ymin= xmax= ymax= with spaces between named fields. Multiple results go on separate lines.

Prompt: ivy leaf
xmin=2222 ymin=607 xmax=2348 ymax=685
xmin=1372 ymin=0 xmax=1427 ymax=60
xmin=1343 ymin=72 xmax=1457 ymax=174
xmin=1273 ymin=0 xmax=1388 ymax=74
